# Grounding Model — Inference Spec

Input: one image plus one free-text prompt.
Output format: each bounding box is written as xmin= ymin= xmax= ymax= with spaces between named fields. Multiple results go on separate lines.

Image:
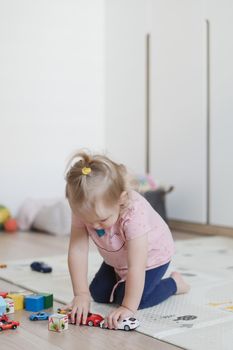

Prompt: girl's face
xmin=71 ymin=192 xmax=127 ymax=230
xmin=79 ymin=202 xmax=121 ymax=230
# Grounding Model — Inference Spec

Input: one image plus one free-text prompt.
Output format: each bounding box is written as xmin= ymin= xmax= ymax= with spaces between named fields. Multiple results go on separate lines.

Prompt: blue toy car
xmin=30 ymin=261 xmax=52 ymax=273
xmin=29 ymin=312 xmax=51 ymax=321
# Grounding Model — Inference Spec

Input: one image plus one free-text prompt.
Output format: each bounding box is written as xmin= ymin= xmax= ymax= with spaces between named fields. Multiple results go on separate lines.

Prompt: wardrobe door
xmin=205 ymin=0 xmax=233 ymax=227
xmin=105 ymin=0 xmax=146 ymax=173
xmin=149 ymin=0 xmax=207 ymax=222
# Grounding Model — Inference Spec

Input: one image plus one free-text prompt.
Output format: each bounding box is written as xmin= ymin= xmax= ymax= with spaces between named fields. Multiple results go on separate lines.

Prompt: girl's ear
xmin=119 ymin=191 xmax=128 ymax=205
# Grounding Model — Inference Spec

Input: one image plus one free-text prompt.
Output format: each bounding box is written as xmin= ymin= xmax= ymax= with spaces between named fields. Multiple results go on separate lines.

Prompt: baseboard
xmin=169 ymin=220 xmax=233 ymax=237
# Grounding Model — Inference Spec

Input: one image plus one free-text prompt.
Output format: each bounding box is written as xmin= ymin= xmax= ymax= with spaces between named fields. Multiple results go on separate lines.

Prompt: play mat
xmin=1 ymin=236 xmax=233 ymax=350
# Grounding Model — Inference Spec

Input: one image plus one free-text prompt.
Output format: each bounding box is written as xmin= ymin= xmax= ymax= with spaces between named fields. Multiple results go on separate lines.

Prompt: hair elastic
xmin=82 ymin=167 xmax=92 ymax=175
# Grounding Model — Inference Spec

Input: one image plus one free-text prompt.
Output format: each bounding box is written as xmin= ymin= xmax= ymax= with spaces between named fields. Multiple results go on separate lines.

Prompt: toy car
xmin=85 ymin=312 xmax=104 ymax=327
xmin=57 ymin=307 xmax=72 ymax=315
xmin=0 ymin=314 xmax=9 ymax=322
xmin=99 ymin=317 xmax=140 ymax=331
xmin=30 ymin=261 xmax=52 ymax=273
xmin=0 ymin=320 xmax=20 ymax=331
xmin=29 ymin=312 xmax=51 ymax=321
xmin=57 ymin=308 xmax=104 ymax=326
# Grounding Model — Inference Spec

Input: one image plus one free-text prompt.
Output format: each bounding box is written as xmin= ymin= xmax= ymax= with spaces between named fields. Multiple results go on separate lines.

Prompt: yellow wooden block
xmin=7 ymin=293 xmax=24 ymax=310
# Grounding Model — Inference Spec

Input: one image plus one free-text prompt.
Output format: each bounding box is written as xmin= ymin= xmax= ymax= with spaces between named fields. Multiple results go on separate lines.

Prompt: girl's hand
xmin=106 ymin=305 xmax=134 ymax=330
xmin=69 ymin=293 xmax=91 ymax=325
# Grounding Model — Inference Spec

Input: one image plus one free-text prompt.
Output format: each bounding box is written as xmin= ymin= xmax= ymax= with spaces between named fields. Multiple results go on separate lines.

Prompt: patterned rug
xmin=1 ymin=236 xmax=233 ymax=350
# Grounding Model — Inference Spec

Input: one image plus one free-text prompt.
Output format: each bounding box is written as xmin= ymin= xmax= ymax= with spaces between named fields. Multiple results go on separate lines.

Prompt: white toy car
xmin=99 ymin=317 xmax=140 ymax=331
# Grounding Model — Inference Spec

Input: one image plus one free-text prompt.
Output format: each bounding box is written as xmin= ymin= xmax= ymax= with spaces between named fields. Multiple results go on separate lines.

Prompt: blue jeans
xmin=89 ymin=261 xmax=177 ymax=309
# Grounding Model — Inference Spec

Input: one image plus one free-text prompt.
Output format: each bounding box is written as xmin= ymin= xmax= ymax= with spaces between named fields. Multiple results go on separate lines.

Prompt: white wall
xmin=0 ymin=0 xmax=105 ymax=215
xmin=105 ymin=0 xmax=146 ymax=174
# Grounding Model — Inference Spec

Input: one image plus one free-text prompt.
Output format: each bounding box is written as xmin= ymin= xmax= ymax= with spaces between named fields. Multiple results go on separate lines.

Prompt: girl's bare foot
xmin=171 ymin=271 xmax=190 ymax=294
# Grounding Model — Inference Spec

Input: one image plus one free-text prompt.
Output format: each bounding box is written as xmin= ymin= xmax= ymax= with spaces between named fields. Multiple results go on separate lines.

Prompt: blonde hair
xmin=65 ymin=150 xmax=130 ymax=213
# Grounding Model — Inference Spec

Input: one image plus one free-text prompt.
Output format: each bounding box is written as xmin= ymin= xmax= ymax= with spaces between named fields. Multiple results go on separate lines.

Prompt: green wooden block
xmin=40 ymin=293 xmax=53 ymax=309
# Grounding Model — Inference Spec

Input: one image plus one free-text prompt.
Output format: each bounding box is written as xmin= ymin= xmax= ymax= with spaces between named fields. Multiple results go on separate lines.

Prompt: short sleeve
xmin=122 ymin=198 xmax=152 ymax=240
xmin=71 ymin=213 xmax=85 ymax=229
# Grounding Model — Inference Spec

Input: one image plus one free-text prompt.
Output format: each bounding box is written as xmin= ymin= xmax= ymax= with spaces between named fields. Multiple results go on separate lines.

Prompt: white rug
xmin=1 ymin=236 xmax=233 ymax=350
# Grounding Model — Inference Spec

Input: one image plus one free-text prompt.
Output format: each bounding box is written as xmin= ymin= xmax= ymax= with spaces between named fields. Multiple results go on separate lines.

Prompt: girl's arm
xmin=68 ymin=225 xmax=90 ymax=324
xmin=122 ymin=233 xmax=148 ymax=312
xmin=107 ymin=233 xmax=148 ymax=329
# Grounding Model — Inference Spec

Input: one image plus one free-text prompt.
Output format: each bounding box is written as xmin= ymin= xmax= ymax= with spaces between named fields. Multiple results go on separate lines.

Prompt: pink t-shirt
xmin=72 ymin=190 xmax=175 ymax=282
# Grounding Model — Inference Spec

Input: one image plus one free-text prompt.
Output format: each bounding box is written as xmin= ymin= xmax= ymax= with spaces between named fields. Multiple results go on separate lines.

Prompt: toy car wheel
xmin=12 ymin=325 xmax=17 ymax=329
xmin=88 ymin=320 xmax=94 ymax=327
xmin=0 ymin=327 xmax=2 ymax=331
xmin=124 ymin=325 xmax=130 ymax=331
xmin=33 ymin=318 xmax=38 ymax=321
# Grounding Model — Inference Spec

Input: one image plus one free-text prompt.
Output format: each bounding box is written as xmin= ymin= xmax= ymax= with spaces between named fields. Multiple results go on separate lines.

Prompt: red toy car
xmin=85 ymin=312 xmax=104 ymax=327
xmin=0 ymin=314 xmax=9 ymax=322
xmin=0 ymin=320 xmax=20 ymax=331
xmin=57 ymin=308 xmax=103 ymax=326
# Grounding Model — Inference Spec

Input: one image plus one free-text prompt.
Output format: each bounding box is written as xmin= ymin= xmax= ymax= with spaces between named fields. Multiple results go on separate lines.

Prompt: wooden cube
xmin=0 ymin=296 xmax=6 ymax=315
xmin=7 ymin=294 xmax=24 ymax=311
xmin=40 ymin=293 xmax=53 ymax=309
xmin=5 ymin=298 xmax=14 ymax=314
xmin=48 ymin=313 xmax=68 ymax=332
xmin=25 ymin=295 xmax=44 ymax=312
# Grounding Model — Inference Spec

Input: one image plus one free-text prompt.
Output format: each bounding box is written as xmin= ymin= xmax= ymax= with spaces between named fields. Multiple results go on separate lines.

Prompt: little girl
xmin=65 ymin=151 xmax=190 ymax=329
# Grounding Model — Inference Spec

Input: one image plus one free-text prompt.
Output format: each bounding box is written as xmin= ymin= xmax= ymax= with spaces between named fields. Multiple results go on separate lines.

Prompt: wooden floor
xmin=0 ymin=230 xmax=199 ymax=350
